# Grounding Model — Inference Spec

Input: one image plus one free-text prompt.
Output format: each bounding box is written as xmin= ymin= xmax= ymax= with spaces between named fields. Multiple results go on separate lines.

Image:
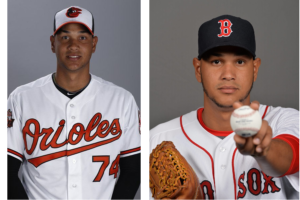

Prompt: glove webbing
xmin=150 ymin=146 xmax=189 ymax=198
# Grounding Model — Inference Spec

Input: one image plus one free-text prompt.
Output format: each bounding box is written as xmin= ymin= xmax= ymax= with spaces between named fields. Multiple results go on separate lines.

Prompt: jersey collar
xmin=197 ymin=108 xmax=233 ymax=137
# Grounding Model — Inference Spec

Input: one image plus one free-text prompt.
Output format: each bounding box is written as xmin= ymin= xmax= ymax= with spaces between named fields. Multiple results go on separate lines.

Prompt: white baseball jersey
xmin=8 ymin=74 xmax=141 ymax=200
xmin=150 ymin=105 xmax=299 ymax=199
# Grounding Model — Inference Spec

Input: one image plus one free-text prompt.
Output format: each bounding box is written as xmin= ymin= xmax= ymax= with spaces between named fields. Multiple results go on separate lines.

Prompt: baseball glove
xmin=149 ymin=141 xmax=203 ymax=199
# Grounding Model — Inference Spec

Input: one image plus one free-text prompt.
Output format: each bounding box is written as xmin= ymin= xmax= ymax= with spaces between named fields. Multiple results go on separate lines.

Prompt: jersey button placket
xmin=219 ymin=147 xmax=226 ymax=152
xmin=215 ymin=139 xmax=236 ymax=199
xmin=66 ymin=102 xmax=82 ymax=199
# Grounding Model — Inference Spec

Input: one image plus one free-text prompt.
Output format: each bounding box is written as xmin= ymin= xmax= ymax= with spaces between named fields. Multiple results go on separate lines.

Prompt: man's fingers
xmin=234 ymin=134 xmax=255 ymax=155
xmin=250 ymin=101 xmax=260 ymax=111
xmin=252 ymin=120 xmax=268 ymax=145
xmin=256 ymin=126 xmax=272 ymax=152
xmin=233 ymin=102 xmax=243 ymax=109
xmin=234 ymin=134 xmax=246 ymax=148
xmin=239 ymin=137 xmax=255 ymax=155
xmin=233 ymin=101 xmax=260 ymax=110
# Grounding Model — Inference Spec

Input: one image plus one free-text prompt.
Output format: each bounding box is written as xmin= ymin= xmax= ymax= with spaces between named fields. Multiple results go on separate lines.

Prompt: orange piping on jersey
xmin=197 ymin=108 xmax=233 ymax=137
xmin=120 ymin=147 xmax=141 ymax=155
xmin=232 ymin=148 xmax=238 ymax=200
xmin=28 ymin=132 xmax=122 ymax=168
xmin=8 ymin=148 xmax=24 ymax=160
xmin=180 ymin=115 xmax=216 ymax=195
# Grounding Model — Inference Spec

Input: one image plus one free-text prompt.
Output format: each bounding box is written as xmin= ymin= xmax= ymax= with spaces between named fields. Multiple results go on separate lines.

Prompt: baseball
xmin=230 ymin=105 xmax=262 ymax=137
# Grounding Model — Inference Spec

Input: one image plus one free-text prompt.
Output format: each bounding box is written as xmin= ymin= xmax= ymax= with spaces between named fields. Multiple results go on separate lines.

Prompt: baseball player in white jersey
xmin=150 ymin=15 xmax=299 ymax=199
xmin=8 ymin=6 xmax=141 ymax=199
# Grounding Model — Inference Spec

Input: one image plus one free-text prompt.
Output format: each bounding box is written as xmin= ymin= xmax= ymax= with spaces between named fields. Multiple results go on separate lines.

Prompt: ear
xmin=50 ymin=35 xmax=55 ymax=53
xmin=253 ymin=57 xmax=261 ymax=82
xmin=92 ymin=36 xmax=98 ymax=53
xmin=193 ymin=57 xmax=202 ymax=83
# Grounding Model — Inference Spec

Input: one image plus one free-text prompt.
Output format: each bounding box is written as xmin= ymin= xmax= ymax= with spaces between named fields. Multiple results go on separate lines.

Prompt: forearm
xmin=255 ymin=139 xmax=293 ymax=177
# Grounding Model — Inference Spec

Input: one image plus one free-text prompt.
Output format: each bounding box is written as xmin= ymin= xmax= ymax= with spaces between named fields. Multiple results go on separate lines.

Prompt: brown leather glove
xmin=149 ymin=141 xmax=203 ymax=199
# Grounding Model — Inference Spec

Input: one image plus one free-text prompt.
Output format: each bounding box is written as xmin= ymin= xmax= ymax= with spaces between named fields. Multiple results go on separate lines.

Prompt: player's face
xmin=50 ymin=23 xmax=98 ymax=72
xmin=193 ymin=46 xmax=261 ymax=109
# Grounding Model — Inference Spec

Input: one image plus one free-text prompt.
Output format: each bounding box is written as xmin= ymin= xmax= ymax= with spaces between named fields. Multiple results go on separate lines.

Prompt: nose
xmin=68 ymin=38 xmax=79 ymax=51
xmin=221 ymin=62 xmax=236 ymax=81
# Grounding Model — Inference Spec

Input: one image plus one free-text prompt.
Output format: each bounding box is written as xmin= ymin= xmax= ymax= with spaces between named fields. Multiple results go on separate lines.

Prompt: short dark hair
xmin=199 ymin=46 xmax=254 ymax=61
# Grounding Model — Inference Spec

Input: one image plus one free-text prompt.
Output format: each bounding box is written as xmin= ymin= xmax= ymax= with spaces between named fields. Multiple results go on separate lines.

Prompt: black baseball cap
xmin=198 ymin=15 xmax=256 ymax=59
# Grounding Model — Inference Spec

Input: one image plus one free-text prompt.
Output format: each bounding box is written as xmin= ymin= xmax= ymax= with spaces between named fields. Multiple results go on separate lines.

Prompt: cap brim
xmin=199 ymin=42 xmax=255 ymax=59
xmin=53 ymin=21 xmax=94 ymax=35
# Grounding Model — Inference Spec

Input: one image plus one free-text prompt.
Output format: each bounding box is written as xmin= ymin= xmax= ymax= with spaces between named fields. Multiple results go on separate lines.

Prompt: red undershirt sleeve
xmin=274 ymin=134 xmax=299 ymax=176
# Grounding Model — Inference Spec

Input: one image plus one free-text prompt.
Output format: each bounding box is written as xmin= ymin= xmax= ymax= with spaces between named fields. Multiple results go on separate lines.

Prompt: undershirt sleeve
xmin=8 ymin=155 xmax=28 ymax=199
xmin=274 ymin=134 xmax=299 ymax=176
xmin=112 ymin=153 xmax=140 ymax=199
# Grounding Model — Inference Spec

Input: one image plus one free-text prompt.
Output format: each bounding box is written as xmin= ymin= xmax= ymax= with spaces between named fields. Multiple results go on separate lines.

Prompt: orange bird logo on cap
xmin=66 ymin=7 xmax=82 ymax=18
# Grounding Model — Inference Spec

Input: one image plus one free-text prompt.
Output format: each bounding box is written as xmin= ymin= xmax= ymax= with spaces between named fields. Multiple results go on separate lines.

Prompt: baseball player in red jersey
xmin=8 ymin=6 xmax=141 ymax=199
xmin=150 ymin=15 xmax=299 ymax=199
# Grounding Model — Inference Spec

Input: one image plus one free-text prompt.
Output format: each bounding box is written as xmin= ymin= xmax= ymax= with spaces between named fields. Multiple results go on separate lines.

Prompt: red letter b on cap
xmin=218 ymin=19 xmax=233 ymax=37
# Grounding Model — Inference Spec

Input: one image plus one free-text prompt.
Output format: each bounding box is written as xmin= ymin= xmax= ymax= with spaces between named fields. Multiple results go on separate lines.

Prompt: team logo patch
xmin=66 ymin=7 xmax=82 ymax=18
xmin=7 ymin=109 xmax=15 ymax=128
xmin=218 ymin=19 xmax=233 ymax=37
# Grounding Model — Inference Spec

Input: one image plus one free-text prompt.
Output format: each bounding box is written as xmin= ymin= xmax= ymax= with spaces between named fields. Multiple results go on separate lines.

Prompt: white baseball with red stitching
xmin=230 ymin=105 xmax=262 ymax=137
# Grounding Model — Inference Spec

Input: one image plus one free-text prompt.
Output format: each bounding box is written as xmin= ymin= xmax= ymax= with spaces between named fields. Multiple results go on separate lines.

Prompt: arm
xmin=233 ymin=101 xmax=299 ymax=177
xmin=253 ymin=138 xmax=295 ymax=177
xmin=8 ymin=155 xmax=28 ymax=199
xmin=111 ymin=153 xmax=140 ymax=199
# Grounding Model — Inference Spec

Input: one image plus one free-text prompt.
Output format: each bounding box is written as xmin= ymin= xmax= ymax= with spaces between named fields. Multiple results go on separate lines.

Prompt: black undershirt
xmin=51 ymin=73 xmax=90 ymax=99
xmin=112 ymin=153 xmax=141 ymax=199
xmin=8 ymin=155 xmax=28 ymax=200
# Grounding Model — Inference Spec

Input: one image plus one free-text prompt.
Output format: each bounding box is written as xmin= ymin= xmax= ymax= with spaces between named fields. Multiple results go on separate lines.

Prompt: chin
xmin=215 ymin=103 xmax=234 ymax=109
xmin=63 ymin=64 xmax=85 ymax=72
xmin=211 ymin=98 xmax=237 ymax=109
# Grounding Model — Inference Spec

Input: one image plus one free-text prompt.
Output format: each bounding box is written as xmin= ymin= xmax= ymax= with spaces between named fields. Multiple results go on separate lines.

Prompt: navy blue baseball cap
xmin=198 ymin=15 xmax=256 ymax=59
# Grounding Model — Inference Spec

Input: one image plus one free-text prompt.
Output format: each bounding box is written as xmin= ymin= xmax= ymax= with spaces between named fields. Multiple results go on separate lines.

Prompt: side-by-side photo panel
xmin=150 ymin=0 xmax=299 ymax=199
xmin=8 ymin=0 xmax=140 ymax=199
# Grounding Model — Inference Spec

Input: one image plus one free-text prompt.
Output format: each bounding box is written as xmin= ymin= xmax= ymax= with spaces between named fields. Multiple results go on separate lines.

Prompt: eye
xmin=212 ymin=60 xmax=221 ymax=65
xmin=237 ymin=60 xmax=245 ymax=64
xmin=80 ymin=36 xmax=87 ymax=40
xmin=62 ymin=36 xmax=69 ymax=40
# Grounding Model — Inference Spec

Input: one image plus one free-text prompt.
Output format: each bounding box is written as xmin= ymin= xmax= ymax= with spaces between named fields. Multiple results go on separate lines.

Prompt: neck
xmin=55 ymin=68 xmax=90 ymax=92
xmin=202 ymin=95 xmax=250 ymax=131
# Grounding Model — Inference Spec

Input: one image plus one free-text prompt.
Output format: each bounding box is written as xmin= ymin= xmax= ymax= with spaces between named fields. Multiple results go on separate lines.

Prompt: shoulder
xmin=150 ymin=110 xmax=197 ymax=140
xmin=9 ymin=74 xmax=52 ymax=99
xmin=261 ymin=104 xmax=299 ymax=137
xmin=91 ymin=74 xmax=135 ymax=101
xmin=262 ymin=104 xmax=299 ymax=120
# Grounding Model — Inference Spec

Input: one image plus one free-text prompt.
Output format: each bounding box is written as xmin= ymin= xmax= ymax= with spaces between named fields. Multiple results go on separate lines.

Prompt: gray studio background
xmin=150 ymin=0 xmax=299 ymax=129
xmin=8 ymin=0 xmax=140 ymax=199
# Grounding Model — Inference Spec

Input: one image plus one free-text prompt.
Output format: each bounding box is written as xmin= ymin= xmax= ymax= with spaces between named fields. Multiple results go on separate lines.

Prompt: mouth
xmin=67 ymin=55 xmax=81 ymax=61
xmin=218 ymin=86 xmax=238 ymax=94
